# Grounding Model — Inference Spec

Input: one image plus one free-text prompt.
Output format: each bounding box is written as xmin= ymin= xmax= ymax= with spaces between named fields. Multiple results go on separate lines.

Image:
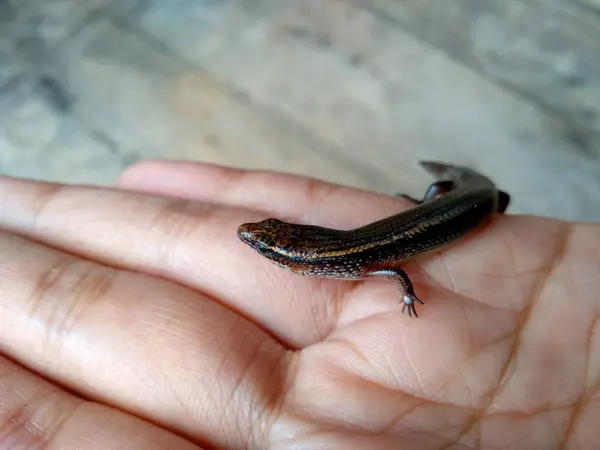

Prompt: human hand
xmin=0 ymin=160 xmax=597 ymax=449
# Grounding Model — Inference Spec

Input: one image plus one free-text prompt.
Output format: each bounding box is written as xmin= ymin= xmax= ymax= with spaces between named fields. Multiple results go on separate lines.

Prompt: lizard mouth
xmin=237 ymin=223 xmax=274 ymax=256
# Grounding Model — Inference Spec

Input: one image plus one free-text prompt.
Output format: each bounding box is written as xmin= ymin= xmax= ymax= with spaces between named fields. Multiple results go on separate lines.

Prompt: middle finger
xmin=0 ymin=229 xmax=289 ymax=449
xmin=0 ymin=176 xmax=356 ymax=347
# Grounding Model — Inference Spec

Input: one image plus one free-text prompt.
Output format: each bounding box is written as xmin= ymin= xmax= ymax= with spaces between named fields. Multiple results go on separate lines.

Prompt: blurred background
xmin=1 ymin=0 xmax=599 ymax=221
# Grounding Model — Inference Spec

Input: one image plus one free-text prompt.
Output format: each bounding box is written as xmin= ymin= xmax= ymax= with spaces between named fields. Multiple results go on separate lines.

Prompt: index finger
xmin=0 ymin=162 xmax=523 ymax=349
xmin=0 ymin=172 xmax=407 ymax=349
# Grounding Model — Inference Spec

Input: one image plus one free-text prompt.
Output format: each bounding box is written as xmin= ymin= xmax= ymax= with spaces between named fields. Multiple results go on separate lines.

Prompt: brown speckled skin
xmin=237 ymin=161 xmax=510 ymax=318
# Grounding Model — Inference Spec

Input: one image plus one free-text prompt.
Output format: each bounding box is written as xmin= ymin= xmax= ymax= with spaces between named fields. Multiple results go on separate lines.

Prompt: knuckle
xmin=27 ymin=256 xmax=118 ymax=345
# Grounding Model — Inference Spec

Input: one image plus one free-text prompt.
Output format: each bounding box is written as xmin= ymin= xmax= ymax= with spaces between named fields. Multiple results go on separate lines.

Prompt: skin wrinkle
xmin=65 ymin=265 xmax=118 ymax=333
xmin=202 ymin=164 xmax=392 ymax=229
xmin=27 ymin=257 xmax=119 ymax=363
xmin=409 ymin=329 xmax=505 ymax=445
xmin=308 ymin=276 xmax=351 ymax=342
xmin=211 ymin=165 xmax=248 ymax=201
xmin=451 ymin=328 xmax=517 ymax=402
xmin=200 ymin=168 xmax=252 ymax=214
xmin=143 ymin=299 xmax=190 ymax=337
xmin=430 ymin=219 xmax=502 ymax=303
xmin=559 ymin=313 xmax=600 ymax=449
xmin=200 ymin=310 xmax=243 ymax=415
xmin=314 ymin=368 xmax=480 ymax=441
xmin=403 ymin=215 xmax=501 ymax=295
xmin=220 ymin=167 xmax=279 ymax=211
xmin=521 ymin=222 xmax=571 ymax=309
xmin=501 ymin=228 xmax=519 ymax=290
xmin=167 ymin=310 xmax=238 ymax=449
xmin=61 ymin=265 xmax=115 ymax=350
xmin=28 ymin=182 xmax=65 ymax=233
xmin=332 ymin=307 xmax=407 ymax=341
xmin=224 ymin=322 xmax=262 ymax=446
xmin=214 ymin=168 xmax=278 ymax=210
xmin=487 ymin=402 xmax=578 ymax=420
xmin=210 ymin=313 xmax=288 ymax=447
xmin=247 ymin=340 xmax=290 ymax=448
xmin=380 ymin=389 xmax=430 ymax=436
xmin=423 ymin=300 xmax=520 ymax=413
xmin=148 ymin=198 xmax=219 ymax=254
xmin=0 ymin=389 xmax=42 ymax=445
xmin=589 ymin=321 xmax=600 ymax=398
xmin=212 ymin=168 xmax=289 ymax=215
xmin=307 ymin=180 xmax=344 ymax=225
xmin=436 ymin=249 xmax=457 ymax=304
xmin=519 ymin=222 xmax=574 ymax=438
xmin=270 ymin=351 xmax=310 ymax=447
xmin=274 ymin=350 xmax=297 ymax=415
xmin=400 ymin=335 xmax=426 ymax=399
xmin=135 ymin=333 xmax=191 ymax=425
xmin=298 ymin=338 xmax=454 ymax=437
xmin=273 ymin=409 xmax=374 ymax=447
xmin=304 ymin=384 xmax=393 ymax=435
xmin=438 ymin=317 xmax=522 ymax=447
xmin=463 ymin=377 xmax=478 ymax=424
xmin=302 ymin=176 xmax=338 ymax=219
xmin=325 ymin=336 xmax=379 ymax=382
xmin=169 ymin=164 xmax=351 ymax=220
xmin=420 ymin=280 xmax=494 ymax=316
xmin=7 ymin=383 xmax=71 ymax=445
xmin=46 ymin=396 xmax=87 ymax=444
xmin=439 ymin=220 xmax=571 ymax=447
xmin=554 ymin=234 xmax=587 ymax=450
xmin=26 ymin=254 xmax=74 ymax=320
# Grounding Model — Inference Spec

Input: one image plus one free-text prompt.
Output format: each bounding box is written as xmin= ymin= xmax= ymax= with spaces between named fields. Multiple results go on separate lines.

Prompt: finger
xmin=0 ymin=230 xmax=289 ymax=449
xmin=0 ymin=174 xmax=412 ymax=349
xmin=116 ymin=160 xmax=413 ymax=228
xmin=0 ymin=355 xmax=201 ymax=449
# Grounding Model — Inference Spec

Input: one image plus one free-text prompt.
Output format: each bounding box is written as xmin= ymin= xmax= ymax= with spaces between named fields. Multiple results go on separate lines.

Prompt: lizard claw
xmin=401 ymin=293 xmax=424 ymax=318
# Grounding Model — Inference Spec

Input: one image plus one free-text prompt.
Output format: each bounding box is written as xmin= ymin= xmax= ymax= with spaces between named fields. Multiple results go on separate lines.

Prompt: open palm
xmin=0 ymin=160 xmax=596 ymax=449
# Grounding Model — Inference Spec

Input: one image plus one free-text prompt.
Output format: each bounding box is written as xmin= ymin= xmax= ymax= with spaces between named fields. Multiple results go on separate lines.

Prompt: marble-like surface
xmin=1 ymin=0 xmax=599 ymax=221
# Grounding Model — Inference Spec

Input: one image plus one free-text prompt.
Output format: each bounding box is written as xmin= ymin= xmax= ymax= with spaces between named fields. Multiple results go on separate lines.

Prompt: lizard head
xmin=237 ymin=218 xmax=302 ymax=265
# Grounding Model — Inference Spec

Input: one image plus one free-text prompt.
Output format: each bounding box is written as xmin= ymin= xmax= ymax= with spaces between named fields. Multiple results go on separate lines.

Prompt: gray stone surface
xmin=0 ymin=79 xmax=129 ymax=184
xmin=0 ymin=0 xmax=137 ymax=89
xmin=1 ymin=0 xmax=600 ymax=221
xmin=357 ymin=0 xmax=600 ymax=138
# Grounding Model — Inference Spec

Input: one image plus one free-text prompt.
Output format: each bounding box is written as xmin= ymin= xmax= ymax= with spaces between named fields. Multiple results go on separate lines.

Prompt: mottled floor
xmin=1 ymin=0 xmax=600 ymax=221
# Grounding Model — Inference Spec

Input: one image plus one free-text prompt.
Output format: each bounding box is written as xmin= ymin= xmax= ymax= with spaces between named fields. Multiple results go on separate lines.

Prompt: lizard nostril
xmin=237 ymin=223 xmax=254 ymax=243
